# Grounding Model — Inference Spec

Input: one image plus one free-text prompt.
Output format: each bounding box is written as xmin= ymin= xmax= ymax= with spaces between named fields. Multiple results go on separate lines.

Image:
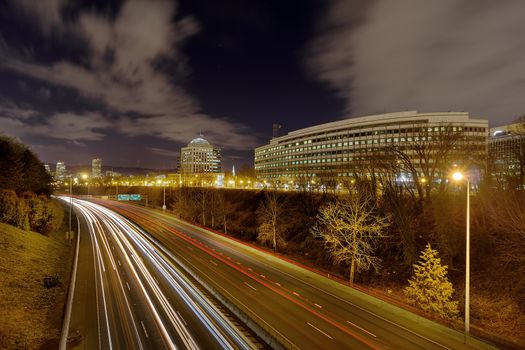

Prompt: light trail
xmin=60 ymin=197 xmax=255 ymax=350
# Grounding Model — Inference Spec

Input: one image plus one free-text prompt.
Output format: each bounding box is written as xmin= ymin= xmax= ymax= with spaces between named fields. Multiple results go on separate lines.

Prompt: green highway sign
xmin=117 ymin=194 xmax=130 ymax=201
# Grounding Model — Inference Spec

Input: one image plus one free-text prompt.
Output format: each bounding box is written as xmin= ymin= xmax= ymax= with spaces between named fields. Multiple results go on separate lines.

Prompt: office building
xmin=180 ymin=136 xmax=222 ymax=186
xmin=180 ymin=136 xmax=222 ymax=174
xmin=255 ymin=111 xmax=488 ymax=187
xmin=55 ymin=161 xmax=66 ymax=180
xmin=92 ymin=158 xmax=102 ymax=178
xmin=489 ymin=123 xmax=525 ymax=188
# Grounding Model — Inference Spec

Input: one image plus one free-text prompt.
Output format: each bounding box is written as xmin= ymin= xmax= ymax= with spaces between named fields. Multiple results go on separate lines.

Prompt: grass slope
xmin=0 ymin=220 xmax=73 ymax=349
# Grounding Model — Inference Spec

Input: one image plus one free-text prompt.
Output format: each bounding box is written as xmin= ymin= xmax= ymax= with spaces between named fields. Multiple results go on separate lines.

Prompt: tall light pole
xmin=162 ymin=182 xmax=166 ymax=210
xmin=157 ymin=179 xmax=166 ymax=210
xmin=452 ymin=171 xmax=470 ymax=342
xmin=81 ymin=174 xmax=89 ymax=196
xmin=69 ymin=176 xmax=72 ymax=245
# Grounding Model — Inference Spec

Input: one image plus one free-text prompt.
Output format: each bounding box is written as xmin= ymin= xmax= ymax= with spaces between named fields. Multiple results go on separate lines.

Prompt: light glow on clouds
xmin=1 ymin=0 xmax=257 ymax=150
xmin=308 ymin=0 xmax=525 ymax=124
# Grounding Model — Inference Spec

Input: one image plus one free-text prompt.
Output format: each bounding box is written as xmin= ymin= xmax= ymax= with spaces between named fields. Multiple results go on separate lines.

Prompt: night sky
xmin=1 ymin=0 xmax=525 ymax=169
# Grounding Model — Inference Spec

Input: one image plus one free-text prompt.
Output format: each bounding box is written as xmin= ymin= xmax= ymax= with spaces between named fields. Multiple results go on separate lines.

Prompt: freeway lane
xmin=62 ymin=198 xmax=259 ymax=350
xmin=97 ymin=199 xmax=496 ymax=350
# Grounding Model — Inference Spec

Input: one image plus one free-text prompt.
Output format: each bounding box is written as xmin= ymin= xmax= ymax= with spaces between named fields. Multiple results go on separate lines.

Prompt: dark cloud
xmin=149 ymin=147 xmax=179 ymax=158
xmin=0 ymin=103 xmax=109 ymax=141
xmin=308 ymin=0 xmax=525 ymax=125
xmin=1 ymin=0 xmax=257 ymax=151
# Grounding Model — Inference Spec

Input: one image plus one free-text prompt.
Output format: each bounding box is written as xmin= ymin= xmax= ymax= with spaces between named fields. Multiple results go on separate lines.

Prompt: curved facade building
xmin=254 ymin=111 xmax=488 ymax=185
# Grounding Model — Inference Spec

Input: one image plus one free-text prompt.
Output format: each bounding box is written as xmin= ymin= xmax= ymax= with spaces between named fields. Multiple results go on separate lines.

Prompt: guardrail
xmin=152 ymin=236 xmax=298 ymax=350
xmin=59 ymin=216 xmax=81 ymax=350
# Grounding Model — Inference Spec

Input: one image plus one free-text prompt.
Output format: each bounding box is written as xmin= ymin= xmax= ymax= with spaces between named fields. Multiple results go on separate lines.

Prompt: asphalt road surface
xmin=61 ymin=197 xmax=259 ymax=350
xmin=95 ymin=199 xmax=497 ymax=350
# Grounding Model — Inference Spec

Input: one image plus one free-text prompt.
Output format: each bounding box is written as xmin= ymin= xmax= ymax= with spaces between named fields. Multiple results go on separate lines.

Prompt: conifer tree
xmin=404 ymin=244 xmax=459 ymax=319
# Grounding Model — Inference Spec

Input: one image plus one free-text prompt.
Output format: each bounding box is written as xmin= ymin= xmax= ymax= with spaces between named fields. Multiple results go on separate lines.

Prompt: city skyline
xmin=1 ymin=0 xmax=525 ymax=169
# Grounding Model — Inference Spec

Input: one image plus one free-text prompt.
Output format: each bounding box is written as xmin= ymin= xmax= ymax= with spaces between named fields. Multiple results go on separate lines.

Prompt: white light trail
xmin=61 ymin=197 xmax=254 ymax=350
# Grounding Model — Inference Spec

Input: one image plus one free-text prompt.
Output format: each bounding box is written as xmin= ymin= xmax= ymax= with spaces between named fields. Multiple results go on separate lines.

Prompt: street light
xmin=68 ymin=177 xmax=73 ymax=245
xmin=452 ymin=171 xmax=470 ymax=342
xmin=157 ymin=179 xmax=166 ymax=210
xmin=81 ymin=174 xmax=89 ymax=196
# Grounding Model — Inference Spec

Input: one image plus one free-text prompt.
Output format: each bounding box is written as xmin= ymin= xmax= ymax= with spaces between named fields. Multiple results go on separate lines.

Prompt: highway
xmin=61 ymin=197 xmax=260 ymax=350
xmin=95 ymin=199 xmax=497 ymax=350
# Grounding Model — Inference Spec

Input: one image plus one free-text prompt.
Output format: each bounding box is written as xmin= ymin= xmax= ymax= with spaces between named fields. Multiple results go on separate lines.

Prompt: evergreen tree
xmin=404 ymin=244 xmax=459 ymax=320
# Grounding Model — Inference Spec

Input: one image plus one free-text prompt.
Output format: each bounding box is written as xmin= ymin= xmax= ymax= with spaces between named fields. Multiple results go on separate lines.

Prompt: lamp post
xmin=81 ymin=174 xmax=89 ymax=196
xmin=162 ymin=182 xmax=166 ymax=210
xmin=157 ymin=179 xmax=167 ymax=210
xmin=452 ymin=171 xmax=470 ymax=342
xmin=69 ymin=176 xmax=73 ymax=245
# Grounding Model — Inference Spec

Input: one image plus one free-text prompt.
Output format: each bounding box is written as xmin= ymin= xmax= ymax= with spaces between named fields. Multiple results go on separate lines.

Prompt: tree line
xmin=0 ymin=135 xmax=62 ymax=233
xmin=0 ymin=135 xmax=53 ymax=195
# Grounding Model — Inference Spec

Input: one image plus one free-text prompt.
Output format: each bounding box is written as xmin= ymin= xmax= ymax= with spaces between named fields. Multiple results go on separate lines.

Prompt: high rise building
xmin=255 ymin=111 xmax=488 ymax=188
xmin=489 ymin=123 xmax=525 ymax=188
xmin=92 ymin=158 xmax=102 ymax=178
xmin=44 ymin=164 xmax=51 ymax=174
xmin=180 ymin=136 xmax=222 ymax=175
xmin=55 ymin=161 xmax=66 ymax=180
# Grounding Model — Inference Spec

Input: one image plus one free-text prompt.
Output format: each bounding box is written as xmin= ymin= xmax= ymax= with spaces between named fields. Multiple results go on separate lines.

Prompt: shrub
xmin=0 ymin=189 xmax=18 ymax=224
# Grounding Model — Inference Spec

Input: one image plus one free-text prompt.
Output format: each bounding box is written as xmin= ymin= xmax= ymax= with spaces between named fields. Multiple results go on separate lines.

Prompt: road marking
xmin=209 ymin=260 xmax=218 ymax=266
xmin=346 ymin=320 xmax=377 ymax=338
xmin=315 ymin=303 xmax=323 ymax=309
xmin=126 ymin=282 xmax=131 ymax=291
xmin=187 ymin=246 xmax=193 ymax=250
xmin=307 ymin=322 xmax=333 ymax=339
xmin=177 ymin=311 xmax=187 ymax=326
xmin=244 ymin=282 xmax=257 ymax=291
xmin=293 ymin=291 xmax=300 ymax=297
xmin=260 ymin=274 xmax=266 ymax=278
xmin=247 ymin=267 xmax=252 ymax=271
xmin=117 ymin=259 xmax=121 ymax=266
xmin=261 ymin=262 xmax=451 ymax=349
xmin=140 ymin=321 xmax=149 ymax=338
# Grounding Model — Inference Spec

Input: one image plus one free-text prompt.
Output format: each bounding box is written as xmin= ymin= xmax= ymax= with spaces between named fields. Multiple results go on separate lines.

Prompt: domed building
xmin=180 ymin=135 xmax=222 ymax=175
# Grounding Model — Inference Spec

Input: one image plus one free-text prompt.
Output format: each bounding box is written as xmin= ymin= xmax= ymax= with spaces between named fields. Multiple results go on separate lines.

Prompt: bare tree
xmin=256 ymin=191 xmax=286 ymax=251
xmin=311 ymin=194 xmax=389 ymax=285
xmin=388 ymin=123 xmax=465 ymax=200
xmin=486 ymin=191 xmax=525 ymax=265
xmin=194 ymin=187 xmax=210 ymax=226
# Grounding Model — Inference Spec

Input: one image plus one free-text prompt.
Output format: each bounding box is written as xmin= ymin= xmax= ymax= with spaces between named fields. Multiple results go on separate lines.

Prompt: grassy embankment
xmin=0 ymin=216 xmax=74 ymax=349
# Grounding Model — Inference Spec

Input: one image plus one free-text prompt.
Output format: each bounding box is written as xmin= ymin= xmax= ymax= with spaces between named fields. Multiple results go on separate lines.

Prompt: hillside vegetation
xmin=0 ymin=221 xmax=73 ymax=349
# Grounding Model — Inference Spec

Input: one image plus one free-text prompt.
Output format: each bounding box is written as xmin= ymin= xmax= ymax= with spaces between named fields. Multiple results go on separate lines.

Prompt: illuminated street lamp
xmin=452 ymin=170 xmax=470 ymax=342
xmin=81 ymin=174 xmax=89 ymax=196
xmin=157 ymin=179 xmax=166 ymax=210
